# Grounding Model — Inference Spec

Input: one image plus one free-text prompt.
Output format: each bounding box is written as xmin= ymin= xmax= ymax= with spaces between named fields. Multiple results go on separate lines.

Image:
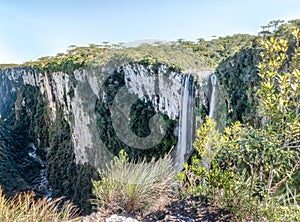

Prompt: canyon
xmin=0 ymin=62 xmax=213 ymax=213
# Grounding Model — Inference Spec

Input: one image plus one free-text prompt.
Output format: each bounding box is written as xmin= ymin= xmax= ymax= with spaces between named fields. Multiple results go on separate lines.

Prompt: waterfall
xmin=209 ymin=74 xmax=217 ymax=118
xmin=28 ymin=143 xmax=52 ymax=197
xmin=175 ymin=75 xmax=194 ymax=170
xmin=202 ymin=74 xmax=218 ymax=177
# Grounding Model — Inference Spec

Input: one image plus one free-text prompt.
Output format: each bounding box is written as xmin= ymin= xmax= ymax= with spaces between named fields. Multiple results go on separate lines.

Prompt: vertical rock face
xmin=123 ymin=63 xmax=182 ymax=120
xmin=122 ymin=63 xmax=195 ymax=168
xmin=0 ymin=63 xmax=197 ymax=212
xmin=0 ymin=68 xmax=23 ymax=119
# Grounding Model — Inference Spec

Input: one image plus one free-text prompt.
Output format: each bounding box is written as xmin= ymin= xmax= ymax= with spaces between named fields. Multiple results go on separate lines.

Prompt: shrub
xmin=91 ymin=150 xmax=175 ymax=216
xmin=0 ymin=188 xmax=80 ymax=222
xmin=181 ymin=116 xmax=300 ymax=221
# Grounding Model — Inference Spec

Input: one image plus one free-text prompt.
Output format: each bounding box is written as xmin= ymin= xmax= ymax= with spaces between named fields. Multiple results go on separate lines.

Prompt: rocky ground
xmin=81 ymin=196 xmax=231 ymax=222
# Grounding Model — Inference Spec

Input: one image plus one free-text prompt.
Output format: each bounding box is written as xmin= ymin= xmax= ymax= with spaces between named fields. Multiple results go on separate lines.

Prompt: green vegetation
xmin=178 ymin=34 xmax=256 ymax=67
xmin=0 ymin=64 xmax=21 ymax=70
xmin=0 ymin=112 xmax=42 ymax=197
xmin=91 ymin=150 xmax=175 ymax=216
xmin=178 ymin=29 xmax=300 ymax=221
xmin=213 ymin=19 xmax=300 ymax=129
xmin=21 ymin=42 xmax=208 ymax=74
xmin=214 ymin=46 xmax=261 ymax=127
xmin=0 ymin=187 xmax=80 ymax=222
xmin=1 ymin=27 xmax=257 ymax=75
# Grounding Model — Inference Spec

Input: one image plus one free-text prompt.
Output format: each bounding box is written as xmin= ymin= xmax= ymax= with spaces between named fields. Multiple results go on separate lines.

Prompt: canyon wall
xmin=0 ymin=63 xmax=210 ymax=213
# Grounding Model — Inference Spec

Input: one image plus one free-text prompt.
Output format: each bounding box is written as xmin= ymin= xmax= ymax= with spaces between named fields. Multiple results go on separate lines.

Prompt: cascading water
xmin=28 ymin=143 xmax=52 ymax=197
xmin=175 ymin=75 xmax=194 ymax=170
xmin=201 ymin=74 xmax=218 ymax=173
xmin=209 ymin=74 xmax=217 ymax=118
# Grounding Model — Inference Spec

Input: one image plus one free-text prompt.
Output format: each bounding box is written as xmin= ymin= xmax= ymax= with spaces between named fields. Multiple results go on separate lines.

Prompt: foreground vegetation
xmin=91 ymin=150 xmax=175 ymax=216
xmin=178 ymin=29 xmax=300 ymax=221
xmin=0 ymin=188 xmax=80 ymax=222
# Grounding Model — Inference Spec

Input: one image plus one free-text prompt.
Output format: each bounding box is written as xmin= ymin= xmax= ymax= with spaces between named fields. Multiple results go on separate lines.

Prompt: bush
xmin=91 ymin=150 xmax=175 ymax=216
xmin=180 ymin=117 xmax=300 ymax=221
xmin=0 ymin=188 xmax=80 ymax=222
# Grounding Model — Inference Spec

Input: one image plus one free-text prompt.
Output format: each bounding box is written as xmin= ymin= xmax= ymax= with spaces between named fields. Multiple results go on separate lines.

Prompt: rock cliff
xmin=0 ymin=62 xmax=212 ymax=213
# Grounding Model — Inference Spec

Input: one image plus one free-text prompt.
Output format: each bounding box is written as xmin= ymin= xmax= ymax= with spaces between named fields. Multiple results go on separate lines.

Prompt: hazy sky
xmin=1 ymin=0 xmax=300 ymax=64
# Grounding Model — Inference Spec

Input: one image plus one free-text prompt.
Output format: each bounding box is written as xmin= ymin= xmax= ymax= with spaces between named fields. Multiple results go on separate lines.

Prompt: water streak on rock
xmin=175 ymin=75 xmax=194 ymax=170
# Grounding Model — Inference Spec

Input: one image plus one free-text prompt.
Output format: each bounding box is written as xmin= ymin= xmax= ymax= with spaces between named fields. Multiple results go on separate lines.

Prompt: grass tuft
xmin=0 ymin=188 xmax=81 ymax=222
xmin=92 ymin=150 xmax=175 ymax=216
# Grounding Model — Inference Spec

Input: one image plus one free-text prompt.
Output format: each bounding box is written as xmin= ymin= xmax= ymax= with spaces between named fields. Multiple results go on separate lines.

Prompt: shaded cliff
xmin=211 ymin=45 xmax=261 ymax=129
xmin=0 ymin=68 xmax=46 ymax=197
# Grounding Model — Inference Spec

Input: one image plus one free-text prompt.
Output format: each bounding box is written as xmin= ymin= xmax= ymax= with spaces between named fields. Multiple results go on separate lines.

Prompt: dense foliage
xmin=179 ymin=29 xmax=300 ymax=221
xmin=213 ymin=19 xmax=300 ymax=129
xmin=0 ymin=28 xmax=257 ymax=74
xmin=214 ymin=46 xmax=261 ymax=127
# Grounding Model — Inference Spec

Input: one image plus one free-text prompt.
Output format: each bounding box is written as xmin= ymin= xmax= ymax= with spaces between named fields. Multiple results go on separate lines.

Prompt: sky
xmin=0 ymin=0 xmax=300 ymax=64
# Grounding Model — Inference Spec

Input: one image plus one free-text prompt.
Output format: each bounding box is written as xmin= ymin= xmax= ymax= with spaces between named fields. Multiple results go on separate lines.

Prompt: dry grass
xmin=92 ymin=150 xmax=175 ymax=216
xmin=0 ymin=188 xmax=81 ymax=222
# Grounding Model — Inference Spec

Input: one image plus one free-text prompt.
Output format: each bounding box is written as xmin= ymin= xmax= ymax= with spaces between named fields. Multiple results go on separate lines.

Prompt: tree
xmin=257 ymin=29 xmax=300 ymax=191
xmin=196 ymin=38 xmax=205 ymax=44
xmin=268 ymin=19 xmax=284 ymax=31
xmin=258 ymin=30 xmax=300 ymax=146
